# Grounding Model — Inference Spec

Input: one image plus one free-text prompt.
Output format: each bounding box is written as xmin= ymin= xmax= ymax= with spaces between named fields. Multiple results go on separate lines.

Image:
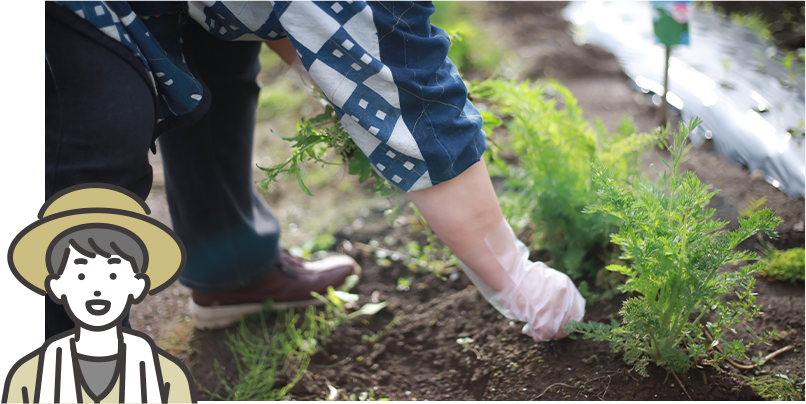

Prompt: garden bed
xmin=134 ymin=2 xmax=804 ymax=401
xmin=189 ymin=199 xmax=803 ymax=400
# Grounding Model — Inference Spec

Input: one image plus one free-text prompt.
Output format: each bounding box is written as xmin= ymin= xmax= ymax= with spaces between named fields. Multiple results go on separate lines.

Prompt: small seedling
xmin=456 ymin=337 xmax=483 ymax=359
xmin=204 ymin=310 xmax=318 ymax=401
xmin=740 ymin=196 xmax=768 ymax=219
xmin=360 ymin=202 xmax=459 ymax=278
xmin=361 ymin=318 xmax=399 ymax=345
xmin=759 ymin=246 xmax=805 ymax=283
xmin=743 ymin=373 xmax=803 ymax=401
xmin=396 ymin=277 xmax=412 ymax=292
xmin=212 ymin=283 xmax=386 ymax=401
xmin=289 ymin=232 xmax=338 ymax=259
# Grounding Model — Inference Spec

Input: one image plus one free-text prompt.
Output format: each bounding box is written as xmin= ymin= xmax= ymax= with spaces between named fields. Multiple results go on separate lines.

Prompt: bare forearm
xmin=407 ymin=160 xmax=503 ymax=256
xmin=408 ymin=159 xmax=585 ymax=341
xmin=407 ymin=160 xmax=506 ymax=290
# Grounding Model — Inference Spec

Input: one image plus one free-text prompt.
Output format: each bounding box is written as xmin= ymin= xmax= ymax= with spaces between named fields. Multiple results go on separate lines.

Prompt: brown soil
xmin=134 ymin=2 xmax=804 ymax=401
xmin=191 ymin=202 xmax=802 ymax=400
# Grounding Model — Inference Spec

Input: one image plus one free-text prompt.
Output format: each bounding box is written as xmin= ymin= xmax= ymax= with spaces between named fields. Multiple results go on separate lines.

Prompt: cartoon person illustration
xmin=3 ymin=184 xmax=196 ymax=403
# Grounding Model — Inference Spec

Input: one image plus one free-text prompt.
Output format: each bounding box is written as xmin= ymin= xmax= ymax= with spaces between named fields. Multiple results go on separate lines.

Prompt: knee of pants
xmin=46 ymin=13 xmax=157 ymax=198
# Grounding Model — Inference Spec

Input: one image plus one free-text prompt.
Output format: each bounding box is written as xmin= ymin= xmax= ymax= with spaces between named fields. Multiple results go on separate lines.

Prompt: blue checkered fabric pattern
xmin=56 ymin=1 xmax=204 ymax=125
xmin=188 ymin=2 xmax=288 ymax=41
xmin=192 ymin=1 xmax=486 ymax=192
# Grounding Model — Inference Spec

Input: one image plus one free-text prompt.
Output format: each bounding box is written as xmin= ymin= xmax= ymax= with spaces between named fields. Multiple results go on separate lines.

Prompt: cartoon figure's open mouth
xmin=86 ymin=299 xmax=111 ymax=316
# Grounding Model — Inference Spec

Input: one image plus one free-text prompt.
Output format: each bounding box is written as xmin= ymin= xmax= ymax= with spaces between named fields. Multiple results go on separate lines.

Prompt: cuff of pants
xmin=175 ymin=222 xmax=282 ymax=292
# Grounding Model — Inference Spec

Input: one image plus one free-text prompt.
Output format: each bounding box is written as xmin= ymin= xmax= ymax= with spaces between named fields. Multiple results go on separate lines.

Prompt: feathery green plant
xmin=567 ymin=117 xmax=783 ymax=376
xmin=744 ymin=373 xmax=804 ymax=401
xmin=759 ymin=246 xmax=805 ymax=283
xmin=469 ymin=78 xmax=666 ymax=282
xmin=731 ymin=12 xmax=773 ymax=42
xmin=206 ymin=277 xmax=386 ymax=400
xmin=431 ymin=2 xmax=506 ymax=76
xmin=257 ymin=104 xmax=393 ymax=197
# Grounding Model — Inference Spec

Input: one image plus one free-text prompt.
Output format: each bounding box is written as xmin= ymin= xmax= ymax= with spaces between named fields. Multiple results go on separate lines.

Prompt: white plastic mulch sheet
xmin=563 ymin=1 xmax=805 ymax=198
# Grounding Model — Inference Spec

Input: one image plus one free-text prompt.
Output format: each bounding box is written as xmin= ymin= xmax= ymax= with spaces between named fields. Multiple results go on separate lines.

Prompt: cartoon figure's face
xmin=48 ymin=246 xmax=148 ymax=328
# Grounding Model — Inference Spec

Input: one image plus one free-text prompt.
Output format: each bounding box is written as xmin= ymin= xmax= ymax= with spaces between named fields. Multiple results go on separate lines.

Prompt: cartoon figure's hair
xmin=47 ymin=225 xmax=148 ymax=275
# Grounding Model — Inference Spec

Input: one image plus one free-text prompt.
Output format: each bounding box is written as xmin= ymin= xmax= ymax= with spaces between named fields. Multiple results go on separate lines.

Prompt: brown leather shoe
xmin=190 ymin=251 xmax=360 ymax=330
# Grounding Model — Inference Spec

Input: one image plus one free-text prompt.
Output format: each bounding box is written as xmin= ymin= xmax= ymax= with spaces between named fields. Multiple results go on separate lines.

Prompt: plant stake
xmin=652 ymin=1 xmax=692 ymax=124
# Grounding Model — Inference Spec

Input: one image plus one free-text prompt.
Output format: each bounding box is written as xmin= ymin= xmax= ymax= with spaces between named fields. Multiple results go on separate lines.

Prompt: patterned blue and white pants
xmin=190 ymin=1 xmax=487 ymax=192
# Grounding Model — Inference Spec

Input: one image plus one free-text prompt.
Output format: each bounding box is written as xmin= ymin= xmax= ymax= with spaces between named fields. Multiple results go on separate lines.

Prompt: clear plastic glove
xmin=454 ymin=219 xmax=586 ymax=342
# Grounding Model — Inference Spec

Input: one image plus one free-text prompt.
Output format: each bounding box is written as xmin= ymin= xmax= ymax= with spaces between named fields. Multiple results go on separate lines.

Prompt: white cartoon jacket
xmin=4 ymin=329 xmax=192 ymax=403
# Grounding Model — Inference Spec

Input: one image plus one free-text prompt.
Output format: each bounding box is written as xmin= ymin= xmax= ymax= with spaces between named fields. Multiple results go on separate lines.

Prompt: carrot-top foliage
xmin=256 ymin=104 xmax=393 ymax=197
xmin=568 ymin=118 xmax=783 ymax=376
xmin=468 ymin=78 xmax=666 ymax=283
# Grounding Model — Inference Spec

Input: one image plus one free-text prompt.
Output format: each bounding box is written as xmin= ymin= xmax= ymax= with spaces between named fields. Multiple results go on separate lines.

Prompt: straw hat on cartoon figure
xmin=3 ymin=183 xmax=196 ymax=404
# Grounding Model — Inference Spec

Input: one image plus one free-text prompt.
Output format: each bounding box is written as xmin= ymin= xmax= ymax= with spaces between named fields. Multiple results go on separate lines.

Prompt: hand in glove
xmin=454 ymin=219 xmax=585 ymax=341
xmin=407 ymin=161 xmax=585 ymax=342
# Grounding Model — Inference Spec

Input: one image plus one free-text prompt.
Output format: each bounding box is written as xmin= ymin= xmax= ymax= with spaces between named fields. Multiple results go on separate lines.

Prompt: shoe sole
xmin=190 ymin=255 xmax=361 ymax=331
xmin=189 ymin=297 xmax=327 ymax=330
